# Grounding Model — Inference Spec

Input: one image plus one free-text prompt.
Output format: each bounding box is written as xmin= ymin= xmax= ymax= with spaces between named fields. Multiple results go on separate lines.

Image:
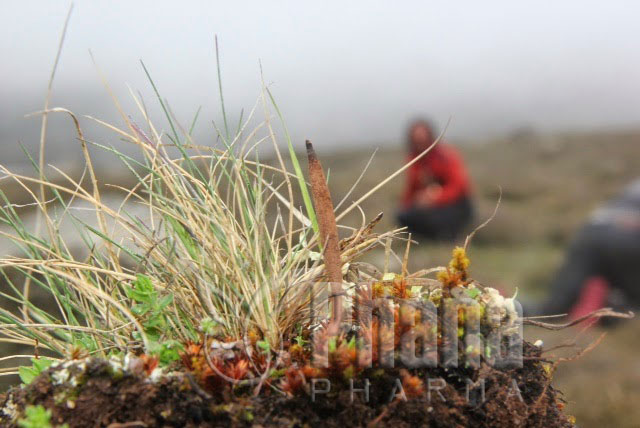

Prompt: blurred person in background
xmin=397 ymin=119 xmax=473 ymax=241
xmin=526 ymin=178 xmax=640 ymax=319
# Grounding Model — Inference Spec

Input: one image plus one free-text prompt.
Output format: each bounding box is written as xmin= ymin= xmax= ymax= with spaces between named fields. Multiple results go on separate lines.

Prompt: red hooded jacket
xmin=401 ymin=143 xmax=471 ymax=209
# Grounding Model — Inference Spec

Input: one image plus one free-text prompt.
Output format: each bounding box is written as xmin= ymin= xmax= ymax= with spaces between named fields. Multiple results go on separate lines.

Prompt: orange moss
xmin=139 ymin=354 xmax=159 ymax=376
xmin=438 ymin=246 xmax=471 ymax=289
xmin=400 ymin=369 xmax=425 ymax=397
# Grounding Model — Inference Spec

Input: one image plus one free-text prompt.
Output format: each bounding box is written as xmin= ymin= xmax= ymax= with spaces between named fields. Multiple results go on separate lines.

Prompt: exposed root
xmin=523 ymin=308 xmax=634 ymax=330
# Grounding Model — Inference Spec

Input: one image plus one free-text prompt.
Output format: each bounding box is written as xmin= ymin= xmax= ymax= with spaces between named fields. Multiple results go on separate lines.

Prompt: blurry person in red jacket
xmin=397 ymin=119 xmax=473 ymax=241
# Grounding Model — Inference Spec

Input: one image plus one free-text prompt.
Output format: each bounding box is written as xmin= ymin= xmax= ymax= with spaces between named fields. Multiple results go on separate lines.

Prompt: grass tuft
xmin=0 ymin=65 xmax=403 ymax=374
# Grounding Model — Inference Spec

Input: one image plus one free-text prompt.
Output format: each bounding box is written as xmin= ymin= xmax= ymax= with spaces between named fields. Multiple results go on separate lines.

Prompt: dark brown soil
xmin=0 ymin=343 xmax=574 ymax=428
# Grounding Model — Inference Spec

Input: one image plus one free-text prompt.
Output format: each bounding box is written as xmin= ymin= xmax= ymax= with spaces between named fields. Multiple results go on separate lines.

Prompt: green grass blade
xmin=265 ymin=88 xmax=318 ymax=235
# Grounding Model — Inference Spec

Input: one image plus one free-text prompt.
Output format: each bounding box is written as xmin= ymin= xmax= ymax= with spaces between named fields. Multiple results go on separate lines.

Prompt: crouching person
xmin=397 ymin=119 xmax=473 ymax=241
xmin=525 ymin=178 xmax=640 ymax=319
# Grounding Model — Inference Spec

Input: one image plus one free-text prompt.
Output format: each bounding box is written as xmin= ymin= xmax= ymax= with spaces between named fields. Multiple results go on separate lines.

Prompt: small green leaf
xmin=269 ymin=368 xmax=285 ymax=378
xmin=145 ymin=314 xmax=166 ymax=329
xmin=256 ymin=340 xmax=270 ymax=354
xmin=19 ymin=358 xmax=54 ymax=385
xmin=465 ymin=288 xmax=481 ymax=299
xmin=18 ymin=367 xmax=38 ymax=385
xmin=18 ymin=405 xmax=61 ymax=428
xmin=328 ymin=337 xmax=337 ymax=353
xmin=157 ymin=294 xmax=173 ymax=310
xmin=131 ymin=304 xmax=150 ymax=316
xmin=200 ymin=317 xmax=218 ymax=335
xmin=126 ymin=274 xmax=155 ymax=303
xmin=145 ymin=330 xmax=161 ymax=343
xmin=347 ymin=336 xmax=356 ymax=351
xmin=32 ymin=358 xmax=54 ymax=373
xmin=149 ymin=340 xmax=183 ymax=366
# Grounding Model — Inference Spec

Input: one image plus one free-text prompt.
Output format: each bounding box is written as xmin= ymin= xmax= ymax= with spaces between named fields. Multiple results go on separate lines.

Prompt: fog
xmin=1 ymin=0 xmax=639 ymax=164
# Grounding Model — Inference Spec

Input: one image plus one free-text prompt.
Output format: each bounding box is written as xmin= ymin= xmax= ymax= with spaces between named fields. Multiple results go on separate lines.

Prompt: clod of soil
xmin=0 ymin=342 xmax=574 ymax=428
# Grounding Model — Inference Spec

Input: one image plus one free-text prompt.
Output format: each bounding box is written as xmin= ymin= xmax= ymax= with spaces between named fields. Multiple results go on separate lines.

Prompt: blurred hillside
xmin=329 ymin=129 xmax=639 ymax=246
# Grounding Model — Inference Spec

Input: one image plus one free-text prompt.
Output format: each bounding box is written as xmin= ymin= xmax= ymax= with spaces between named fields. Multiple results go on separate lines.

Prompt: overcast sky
xmin=1 ymin=0 xmax=639 ymax=162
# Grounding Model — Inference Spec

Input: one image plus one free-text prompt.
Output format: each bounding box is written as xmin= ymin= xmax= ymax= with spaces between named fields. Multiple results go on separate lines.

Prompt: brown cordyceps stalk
xmin=306 ymin=140 xmax=343 ymax=328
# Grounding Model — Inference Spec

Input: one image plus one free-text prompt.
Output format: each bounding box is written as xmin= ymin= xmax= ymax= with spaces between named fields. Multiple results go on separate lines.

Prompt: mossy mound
xmin=0 ymin=342 xmax=574 ymax=428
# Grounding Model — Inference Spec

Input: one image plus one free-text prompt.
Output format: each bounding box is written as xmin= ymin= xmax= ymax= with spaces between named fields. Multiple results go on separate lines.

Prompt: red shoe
xmin=568 ymin=276 xmax=610 ymax=321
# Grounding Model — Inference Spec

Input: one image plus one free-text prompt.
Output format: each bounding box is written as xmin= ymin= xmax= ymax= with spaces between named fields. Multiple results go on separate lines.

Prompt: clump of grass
xmin=0 ymin=58 xmax=412 ymax=378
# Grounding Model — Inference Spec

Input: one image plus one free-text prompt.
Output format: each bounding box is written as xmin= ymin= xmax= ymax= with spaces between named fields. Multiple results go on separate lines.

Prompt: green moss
xmin=242 ymin=408 xmax=254 ymax=422
xmin=18 ymin=405 xmax=68 ymax=428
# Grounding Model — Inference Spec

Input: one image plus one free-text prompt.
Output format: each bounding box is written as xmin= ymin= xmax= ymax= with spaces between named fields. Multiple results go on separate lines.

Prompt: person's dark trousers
xmin=526 ymin=223 xmax=640 ymax=316
xmin=396 ymin=196 xmax=473 ymax=241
